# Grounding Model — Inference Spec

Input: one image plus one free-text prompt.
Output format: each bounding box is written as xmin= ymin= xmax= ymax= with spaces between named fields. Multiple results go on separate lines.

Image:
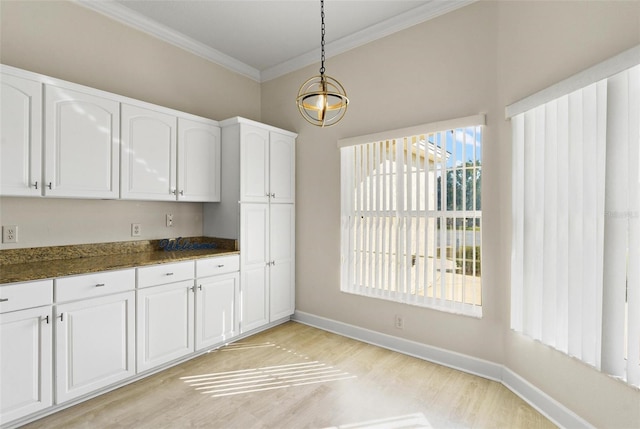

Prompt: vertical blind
xmin=340 ymin=117 xmax=484 ymax=317
xmin=510 ymin=60 xmax=639 ymax=387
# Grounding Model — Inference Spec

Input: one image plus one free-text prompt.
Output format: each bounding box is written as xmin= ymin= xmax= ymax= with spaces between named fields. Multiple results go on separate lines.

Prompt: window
xmin=339 ymin=115 xmax=484 ymax=317
xmin=508 ymin=46 xmax=639 ymax=388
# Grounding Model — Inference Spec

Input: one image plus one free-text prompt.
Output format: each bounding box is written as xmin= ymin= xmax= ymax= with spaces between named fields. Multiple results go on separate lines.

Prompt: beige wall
xmin=0 ymin=0 xmax=261 ymax=249
xmin=261 ymin=1 xmax=640 ymax=427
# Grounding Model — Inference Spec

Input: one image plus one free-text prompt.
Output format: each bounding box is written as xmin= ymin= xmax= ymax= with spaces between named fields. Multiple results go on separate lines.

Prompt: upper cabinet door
xmin=121 ymin=104 xmax=177 ymax=201
xmin=269 ymin=131 xmax=295 ymax=203
xmin=1 ymin=74 xmax=42 ymax=197
xmin=44 ymin=85 xmax=120 ymax=199
xmin=178 ymin=118 xmax=221 ymax=202
xmin=240 ymin=124 xmax=270 ymax=203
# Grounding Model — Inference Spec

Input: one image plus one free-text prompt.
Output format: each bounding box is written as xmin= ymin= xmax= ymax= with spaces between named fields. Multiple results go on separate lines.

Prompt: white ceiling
xmin=77 ymin=0 xmax=473 ymax=82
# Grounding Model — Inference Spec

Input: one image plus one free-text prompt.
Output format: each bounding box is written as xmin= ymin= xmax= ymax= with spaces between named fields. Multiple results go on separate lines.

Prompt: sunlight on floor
xmin=180 ymin=341 xmax=356 ymax=397
xmin=325 ymin=412 xmax=432 ymax=429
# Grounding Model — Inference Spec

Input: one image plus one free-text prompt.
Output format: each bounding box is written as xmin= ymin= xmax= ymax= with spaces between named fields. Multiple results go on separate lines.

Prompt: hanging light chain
xmin=320 ymin=0 xmax=325 ymax=75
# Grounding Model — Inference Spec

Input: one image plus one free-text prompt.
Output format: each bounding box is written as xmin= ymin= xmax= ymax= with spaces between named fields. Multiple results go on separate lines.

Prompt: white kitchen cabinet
xmin=136 ymin=261 xmax=195 ymax=372
xmin=195 ymin=255 xmax=239 ymax=350
xmin=239 ymin=203 xmax=295 ymax=332
xmin=0 ymin=71 xmax=42 ymax=197
xmin=240 ymin=204 xmax=270 ymax=332
xmin=268 ymin=131 xmax=296 ymax=204
xmin=121 ymin=104 xmax=221 ymax=202
xmin=0 ymin=280 xmax=53 ymax=425
xmin=54 ymin=270 xmax=135 ymax=404
xmin=121 ymin=104 xmax=177 ymax=201
xmin=44 ymin=84 xmax=120 ymax=199
xmin=178 ymin=117 xmax=221 ymax=202
xmin=230 ymin=120 xmax=295 ymax=204
xmin=269 ymin=204 xmax=295 ymax=321
xmin=204 ymin=118 xmax=296 ymax=333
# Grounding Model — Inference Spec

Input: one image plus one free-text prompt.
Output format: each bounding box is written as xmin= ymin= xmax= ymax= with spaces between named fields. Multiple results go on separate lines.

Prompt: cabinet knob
xmin=266 ymin=192 xmax=270 ymax=197
xmin=217 ymin=264 xmax=224 ymax=268
xmin=180 ymin=190 xmax=184 ymax=196
xmin=0 ymin=298 xmax=8 ymax=302
xmin=33 ymin=181 xmax=38 ymax=190
xmin=95 ymin=283 xmax=105 ymax=287
xmin=171 ymin=189 xmax=176 ymax=195
xmin=271 ymin=193 xmax=276 ymax=198
xmin=166 ymin=272 xmax=174 ymax=276
xmin=47 ymin=182 xmax=52 ymax=190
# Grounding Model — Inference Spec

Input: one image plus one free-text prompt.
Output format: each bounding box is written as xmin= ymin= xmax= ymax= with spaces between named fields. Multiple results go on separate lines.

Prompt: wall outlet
xmin=131 ymin=223 xmax=141 ymax=237
xmin=2 ymin=225 xmax=18 ymax=243
xmin=166 ymin=213 xmax=174 ymax=227
xmin=394 ymin=315 xmax=404 ymax=329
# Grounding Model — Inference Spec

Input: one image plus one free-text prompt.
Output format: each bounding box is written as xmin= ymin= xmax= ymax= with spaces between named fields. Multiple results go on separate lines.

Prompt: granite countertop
xmin=0 ymin=237 xmax=239 ymax=284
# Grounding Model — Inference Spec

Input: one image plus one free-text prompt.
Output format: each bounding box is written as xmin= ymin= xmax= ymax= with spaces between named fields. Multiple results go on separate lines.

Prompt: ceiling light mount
xmin=297 ymin=0 xmax=349 ymax=127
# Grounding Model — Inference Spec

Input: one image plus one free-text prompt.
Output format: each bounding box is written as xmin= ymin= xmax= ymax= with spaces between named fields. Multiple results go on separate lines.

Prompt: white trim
xmin=505 ymin=44 xmax=640 ymax=119
xmin=501 ymin=368 xmax=594 ymax=429
xmin=74 ymin=0 xmax=261 ymax=82
xmin=261 ymin=0 xmax=475 ymax=82
xmin=292 ymin=310 xmax=593 ymax=429
xmin=337 ymin=114 xmax=486 ymax=148
xmin=74 ymin=0 xmax=474 ymax=83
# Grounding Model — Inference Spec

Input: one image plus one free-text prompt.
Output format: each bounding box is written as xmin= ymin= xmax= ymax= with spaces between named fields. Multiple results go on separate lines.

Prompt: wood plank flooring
xmin=23 ymin=321 xmax=556 ymax=428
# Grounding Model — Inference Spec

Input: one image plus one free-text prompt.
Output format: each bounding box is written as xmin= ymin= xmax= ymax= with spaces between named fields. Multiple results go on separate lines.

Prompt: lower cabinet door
xmin=137 ymin=280 xmax=194 ymax=373
xmin=240 ymin=266 xmax=268 ymax=333
xmin=195 ymin=272 xmax=239 ymax=351
xmin=0 ymin=307 xmax=52 ymax=425
xmin=55 ymin=291 xmax=135 ymax=404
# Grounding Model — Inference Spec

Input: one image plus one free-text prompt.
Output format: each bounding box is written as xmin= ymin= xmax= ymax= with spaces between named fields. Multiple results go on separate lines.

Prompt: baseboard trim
xmin=292 ymin=310 xmax=593 ymax=429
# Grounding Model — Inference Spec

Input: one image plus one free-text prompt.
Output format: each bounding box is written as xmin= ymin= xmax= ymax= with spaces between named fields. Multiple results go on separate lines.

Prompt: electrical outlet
xmin=2 ymin=225 xmax=18 ymax=243
xmin=131 ymin=223 xmax=141 ymax=237
xmin=394 ymin=315 xmax=404 ymax=329
xmin=166 ymin=213 xmax=173 ymax=227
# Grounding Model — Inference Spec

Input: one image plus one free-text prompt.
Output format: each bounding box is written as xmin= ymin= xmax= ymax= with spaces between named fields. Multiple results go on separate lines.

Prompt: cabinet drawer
xmin=55 ymin=269 xmax=135 ymax=303
xmin=137 ymin=261 xmax=194 ymax=288
xmin=0 ymin=280 xmax=53 ymax=313
xmin=196 ymin=255 xmax=240 ymax=278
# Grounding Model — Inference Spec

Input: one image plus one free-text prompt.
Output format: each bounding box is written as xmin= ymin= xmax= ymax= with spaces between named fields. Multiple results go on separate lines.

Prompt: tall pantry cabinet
xmin=204 ymin=117 xmax=296 ymax=333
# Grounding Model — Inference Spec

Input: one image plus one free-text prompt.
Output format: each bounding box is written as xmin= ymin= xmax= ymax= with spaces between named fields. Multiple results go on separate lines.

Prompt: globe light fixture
xmin=297 ymin=0 xmax=349 ymax=127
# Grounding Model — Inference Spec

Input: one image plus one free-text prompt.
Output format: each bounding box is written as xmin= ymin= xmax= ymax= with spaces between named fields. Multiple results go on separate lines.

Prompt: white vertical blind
xmin=340 ymin=118 xmax=484 ymax=317
xmin=510 ymin=63 xmax=640 ymax=388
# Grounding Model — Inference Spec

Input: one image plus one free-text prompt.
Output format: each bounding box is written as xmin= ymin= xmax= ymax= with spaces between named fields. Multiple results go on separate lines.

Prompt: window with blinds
xmin=339 ymin=117 xmax=484 ymax=317
xmin=508 ymin=46 xmax=639 ymax=388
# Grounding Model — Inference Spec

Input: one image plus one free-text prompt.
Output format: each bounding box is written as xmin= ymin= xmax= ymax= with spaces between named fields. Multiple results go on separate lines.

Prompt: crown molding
xmin=75 ymin=0 xmax=474 ymax=83
xmin=261 ymin=0 xmax=475 ymax=82
xmin=74 ymin=0 xmax=261 ymax=82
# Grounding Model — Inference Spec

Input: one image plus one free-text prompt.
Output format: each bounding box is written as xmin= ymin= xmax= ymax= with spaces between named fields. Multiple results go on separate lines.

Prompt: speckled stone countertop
xmin=0 ymin=237 xmax=238 ymax=284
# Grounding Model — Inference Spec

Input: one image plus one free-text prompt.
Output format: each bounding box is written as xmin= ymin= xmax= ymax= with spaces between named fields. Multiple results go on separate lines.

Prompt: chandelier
xmin=296 ymin=0 xmax=349 ymax=127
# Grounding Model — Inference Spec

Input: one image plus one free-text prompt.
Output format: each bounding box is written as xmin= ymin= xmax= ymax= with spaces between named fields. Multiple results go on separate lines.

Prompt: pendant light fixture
xmin=296 ymin=0 xmax=349 ymax=127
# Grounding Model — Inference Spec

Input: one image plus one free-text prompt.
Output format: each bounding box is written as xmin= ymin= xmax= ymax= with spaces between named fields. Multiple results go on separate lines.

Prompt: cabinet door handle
xmin=266 ymin=192 xmax=270 ymax=197
xmin=271 ymin=193 xmax=276 ymax=198
xmin=33 ymin=181 xmax=38 ymax=190
xmin=0 ymin=298 xmax=8 ymax=302
xmin=47 ymin=182 xmax=52 ymax=190
xmin=58 ymin=313 xmax=64 ymax=322
xmin=198 ymin=285 xmax=202 ymax=291
xmin=217 ymin=264 xmax=225 ymax=268
xmin=171 ymin=189 xmax=176 ymax=195
xmin=179 ymin=190 xmax=184 ymax=196
xmin=95 ymin=283 xmax=106 ymax=287
xmin=43 ymin=315 xmax=50 ymax=324
xmin=166 ymin=272 xmax=174 ymax=276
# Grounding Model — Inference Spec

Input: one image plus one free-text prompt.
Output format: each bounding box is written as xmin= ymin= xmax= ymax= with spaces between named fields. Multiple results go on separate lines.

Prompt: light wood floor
xmin=24 ymin=322 xmax=556 ymax=428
